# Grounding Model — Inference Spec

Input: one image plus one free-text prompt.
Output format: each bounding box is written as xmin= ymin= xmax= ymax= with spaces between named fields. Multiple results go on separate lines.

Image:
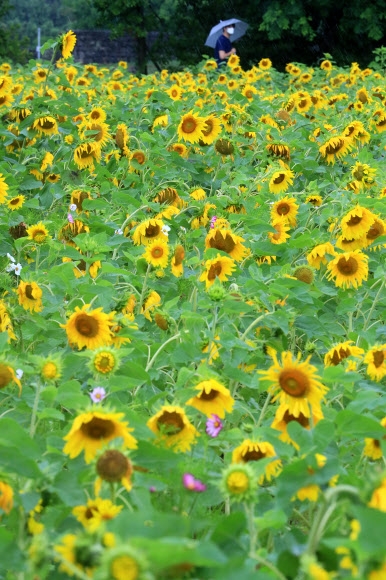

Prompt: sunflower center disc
xmin=199 ymin=389 xmax=219 ymax=401
xmin=373 ymin=350 xmax=385 ymax=368
xmin=283 ymin=410 xmax=310 ymax=427
xmin=81 ymin=417 xmax=115 ymax=439
xmin=279 ymin=371 xmax=308 ymax=397
xmin=75 ymin=313 xmax=99 ymax=337
xmin=25 ymin=285 xmax=35 ymax=300
xmin=207 ymin=262 xmax=223 ymax=281
xmin=337 ymin=256 xmax=358 ymax=275
xmin=209 ymin=230 xmax=236 ymax=253
xmin=157 ymin=411 xmax=184 ymax=435
xmin=243 ymin=449 xmax=265 ymax=461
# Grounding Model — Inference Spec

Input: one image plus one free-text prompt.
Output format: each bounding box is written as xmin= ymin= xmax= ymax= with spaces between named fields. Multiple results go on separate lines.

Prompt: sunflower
xmin=141 ymin=291 xmax=161 ymax=321
xmin=205 ymin=228 xmax=247 ymax=261
xmin=0 ymin=173 xmax=9 ymax=203
xmin=268 ymin=220 xmax=290 ymax=245
xmin=242 ymin=84 xmax=258 ymax=101
xmin=271 ymin=404 xmax=323 ymax=447
xmin=326 ymin=250 xmax=368 ymax=289
xmin=186 ymin=379 xmax=234 ymax=418
xmin=368 ymin=478 xmax=386 ymax=511
xmin=364 ymin=217 xmax=386 ymax=249
xmin=306 ymin=242 xmax=336 ymax=269
xmin=231 ymin=439 xmax=282 ymax=483
xmin=270 ymin=196 xmax=298 ymax=227
xmin=170 ymin=142 xmax=188 ymax=157
xmin=132 ymin=219 xmax=167 ymax=246
xmin=31 ymin=116 xmax=59 ymax=136
xmin=269 ymin=168 xmax=294 ymax=194
xmin=258 ymin=58 xmax=272 ymax=70
xmin=0 ymin=481 xmax=13 ymax=514
xmin=221 ymin=463 xmax=257 ymax=503
xmin=74 ymin=142 xmax=101 ymax=169
xmin=319 ymin=135 xmax=352 ymax=164
xmin=115 ymin=123 xmax=129 ymax=150
xmin=143 ymin=239 xmax=169 ymax=269
xmin=199 ymin=115 xmax=222 ymax=145
xmin=199 ymin=254 xmax=236 ymax=289
xmin=62 ymin=304 xmax=113 ymax=350
xmin=88 ymin=106 xmax=107 ymax=123
xmin=147 ymin=405 xmax=199 ymax=452
xmin=167 ymin=84 xmax=183 ymax=100
xmin=72 ymin=497 xmax=122 ymax=532
xmin=80 ymin=120 xmax=110 ymax=148
xmin=227 ymin=54 xmax=240 ymax=68
xmin=266 ymin=142 xmax=290 ymax=160
xmin=305 ymin=194 xmax=322 ymax=206
xmin=95 ymin=449 xmax=133 ymax=496
xmin=54 ymin=533 xmax=92 ymax=577
xmin=0 ymin=363 xmax=22 ymax=395
xmin=70 ymin=189 xmax=91 ymax=213
xmin=364 ymin=345 xmax=386 ymax=381
xmin=295 ymin=454 xmax=327 ymax=502
xmin=63 ymin=409 xmax=137 ymax=463
xmin=41 ymin=357 xmax=62 ymax=381
xmin=171 ymin=245 xmax=185 ymax=277
xmin=363 ymin=417 xmax=386 ymax=461
xmin=324 ymin=340 xmax=364 ymax=367
xmin=7 ymin=195 xmax=25 ymax=211
xmin=61 ymin=30 xmax=77 ymax=59
xmin=177 ymin=110 xmax=206 ymax=144
xmin=293 ymin=266 xmax=314 ymax=284
xmin=16 ymin=281 xmax=43 ymax=313
xmin=90 ymin=346 xmax=120 ymax=375
xmin=259 ymin=350 xmax=328 ymax=418
xmin=0 ymin=301 xmax=16 ymax=342
xmin=154 ymin=187 xmax=183 ymax=208
xmin=341 ymin=206 xmax=375 ymax=240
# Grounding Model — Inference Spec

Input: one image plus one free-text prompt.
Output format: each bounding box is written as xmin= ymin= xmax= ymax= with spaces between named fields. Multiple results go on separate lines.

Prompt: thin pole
xmin=36 ymin=27 xmax=41 ymax=59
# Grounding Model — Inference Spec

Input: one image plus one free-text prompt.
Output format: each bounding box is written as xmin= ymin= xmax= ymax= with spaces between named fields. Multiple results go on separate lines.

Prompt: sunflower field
xmin=1 ymin=30 xmax=386 ymax=580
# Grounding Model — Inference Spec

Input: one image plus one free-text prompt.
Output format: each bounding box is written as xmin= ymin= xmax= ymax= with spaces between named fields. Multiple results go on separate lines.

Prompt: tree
xmin=0 ymin=0 xmax=29 ymax=63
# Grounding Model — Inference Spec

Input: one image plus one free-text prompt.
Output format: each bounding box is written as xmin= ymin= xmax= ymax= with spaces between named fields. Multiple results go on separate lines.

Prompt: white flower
xmin=180 ymin=226 xmax=187 ymax=233
xmin=7 ymin=253 xmax=16 ymax=262
xmin=5 ymin=263 xmax=16 ymax=272
xmin=69 ymin=203 xmax=77 ymax=212
xmin=14 ymin=263 xmax=22 ymax=276
xmin=16 ymin=369 xmax=23 ymax=380
xmin=115 ymin=228 xmax=123 ymax=235
xmin=161 ymin=225 xmax=171 ymax=236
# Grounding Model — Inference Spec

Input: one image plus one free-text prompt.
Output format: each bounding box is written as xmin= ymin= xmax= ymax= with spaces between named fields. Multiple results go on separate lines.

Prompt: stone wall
xmin=71 ymin=30 xmax=159 ymax=69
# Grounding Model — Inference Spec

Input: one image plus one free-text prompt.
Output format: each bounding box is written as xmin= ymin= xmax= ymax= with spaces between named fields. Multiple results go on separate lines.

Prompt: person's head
xmin=223 ymin=24 xmax=235 ymax=36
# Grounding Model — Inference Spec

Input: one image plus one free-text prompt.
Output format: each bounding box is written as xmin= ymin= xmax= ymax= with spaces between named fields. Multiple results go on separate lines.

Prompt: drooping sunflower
xmin=268 ymin=220 xmax=291 ymax=245
xmin=73 ymin=141 xmax=101 ymax=170
xmin=61 ymin=30 xmax=77 ymax=59
xmin=368 ymin=478 xmax=386 ymax=511
xmin=335 ymin=234 xmax=366 ymax=252
xmin=171 ymin=245 xmax=185 ymax=277
xmin=141 ymin=290 xmax=161 ymax=322
xmin=231 ymin=439 xmax=282 ymax=483
xmin=31 ymin=116 xmax=59 ymax=136
xmin=0 ymin=481 xmax=13 ymax=514
xmin=269 ymin=167 xmax=295 ymax=194
xmin=0 ymin=363 xmax=22 ymax=395
xmin=271 ymin=404 xmax=323 ymax=447
xmin=205 ymin=228 xmax=247 ymax=261
xmin=63 ymin=409 xmax=137 ymax=463
xmin=326 ymin=250 xmax=368 ymax=289
xmin=95 ymin=449 xmax=133 ymax=495
xmin=364 ymin=217 xmax=386 ymax=250
xmin=186 ymin=378 xmax=234 ymax=418
xmin=270 ymin=196 xmax=298 ymax=227
xmin=132 ymin=218 xmax=167 ymax=246
xmin=340 ymin=206 xmax=375 ymax=240
xmin=16 ymin=281 xmax=43 ymax=313
xmin=170 ymin=142 xmax=189 ymax=158
xmin=72 ymin=497 xmax=122 ymax=532
xmin=114 ymin=123 xmax=129 ymax=150
xmin=177 ymin=110 xmax=206 ymax=144
xmin=0 ymin=301 xmax=16 ymax=342
xmin=70 ymin=189 xmax=91 ymax=213
xmin=147 ymin=405 xmax=199 ymax=452
xmin=259 ymin=350 xmax=328 ymax=417
xmin=319 ymin=135 xmax=352 ymax=164
xmin=143 ymin=239 xmax=169 ymax=269
xmin=306 ymin=242 xmax=336 ymax=269
xmin=364 ymin=345 xmax=386 ymax=381
xmin=7 ymin=195 xmax=25 ymax=211
xmin=324 ymin=340 xmax=364 ymax=367
xmin=199 ymin=254 xmax=236 ymax=289
xmin=199 ymin=115 xmax=222 ymax=145
xmin=27 ymin=221 xmax=50 ymax=243
xmin=364 ymin=417 xmax=386 ymax=460
xmin=62 ymin=304 xmax=113 ymax=350
xmin=154 ymin=186 xmax=183 ymax=208
xmin=80 ymin=120 xmax=110 ymax=148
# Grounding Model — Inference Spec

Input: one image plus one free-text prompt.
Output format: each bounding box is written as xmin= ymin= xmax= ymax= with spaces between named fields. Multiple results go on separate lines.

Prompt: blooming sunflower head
xmin=63 ymin=409 xmax=137 ymax=463
xmin=142 ymin=239 xmax=169 ymax=269
xmin=259 ymin=350 xmax=328 ymax=418
xmin=326 ymin=250 xmax=368 ymax=289
xmin=340 ymin=206 xmax=375 ymax=240
xmin=61 ymin=30 xmax=77 ymax=59
xmin=205 ymin=228 xmax=247 ymax=262
xmin=324 ymin=340 xmax=364 ymax=367
xmin=364 ymin=345 xmax=386 ymax=382
xmin=72 ymin=497 xmax=122 ymax=532
xmin=231 ymin=439 xmax=282 ymax=483
xmin=177 ymin=111 xmax=206 ymax=144
xmin=186 ymin=378 xmax=234 ymax=418
xmin=27 ymin=222 xmax=50 ymax=244
xmin=16 ymin=281 xmax=43 ymax=313
xmin=268 ymin=167 xmax=294 ymax=194
xmin=199 ymin=254 xmax=236 ymax=289
xmin=61 ymin=304 xmax=114 ymax=350
xmin=132 ymin=219 xmax=167 ymax=246
xmin=147 ymin=405 xmax=199 ymax=453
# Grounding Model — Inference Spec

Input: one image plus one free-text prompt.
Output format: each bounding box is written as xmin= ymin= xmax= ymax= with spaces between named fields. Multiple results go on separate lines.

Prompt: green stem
xmin=145 ymin=333 xmax=181 ymax=371
xmin=29 ymin=381 xmax=42 ymax=438
xmin=240 ymin=312 xmax=271 ymax=342
xmin=363 ymin=279 xmax=386 ymax=331
xmin=256 ymin=393 xmax=272 ymax=428
xmin=138 ymin=263 xmax=151 ymax=313
xmin=35 ymin=246 xmax=41 ymax=272
xmin=252 ymin=553 xmax=287 ymax=580
xmin=245 ymin=502 xmax=258 ymax=557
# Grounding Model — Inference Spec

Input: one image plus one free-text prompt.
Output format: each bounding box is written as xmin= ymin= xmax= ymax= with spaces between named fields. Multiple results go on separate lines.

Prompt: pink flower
xmin=210 ymin=216 xmax=217 ymax=229
xmin=183 ymin=473 xmax=206 ymax=492
xmin=89 ymin=386 xmax=106 ymax=403
xmin=67 ymin=213 xmax=74 ymax=224
xmin=206 ymin=414 xmax=223 ymax=437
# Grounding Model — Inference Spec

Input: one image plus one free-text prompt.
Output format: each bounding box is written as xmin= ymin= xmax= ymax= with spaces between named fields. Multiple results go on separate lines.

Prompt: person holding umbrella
xmin=205 ymin=18 xmax=249 ymax=67
xmin=214 ymin=24 xmax=236 ymax=66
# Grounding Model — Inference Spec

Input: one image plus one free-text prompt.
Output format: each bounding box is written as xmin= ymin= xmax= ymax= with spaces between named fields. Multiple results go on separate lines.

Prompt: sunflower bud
xmin=293 ymin=266 xmax=314 ymax=284
xmin=220 ymin=464 xmax=257 ymax=503
xmin=207 ymin=281 xmax=227 ymax=301
xmin=154 ymin=312 xmax=169 ymax=331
